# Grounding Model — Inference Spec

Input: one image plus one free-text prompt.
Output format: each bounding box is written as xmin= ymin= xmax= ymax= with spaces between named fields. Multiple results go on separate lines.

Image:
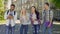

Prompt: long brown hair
xmin=31 ymin=6 xmax=40 ymax=20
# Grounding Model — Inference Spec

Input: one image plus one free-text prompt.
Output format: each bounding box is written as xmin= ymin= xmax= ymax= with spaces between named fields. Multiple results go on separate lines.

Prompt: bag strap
xmin=14 ymin=11 xmax=16 ymax=15
xmin=7 ymin=10 xmax=16 ymax=15
xmin=7 ymin=10 xmax=9 ymax=15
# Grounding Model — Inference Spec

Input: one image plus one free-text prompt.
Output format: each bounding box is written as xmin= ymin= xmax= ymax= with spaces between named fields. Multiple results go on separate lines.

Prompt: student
xmin=42 ymin=3 xmax=53 ymax=34
xmin=30 ymin=6 xmax=40 ymax=34
xmin=20 ymin=8 xmax=30 ymax=34
xmin=4 ymin=4 xmax=17 ymax=34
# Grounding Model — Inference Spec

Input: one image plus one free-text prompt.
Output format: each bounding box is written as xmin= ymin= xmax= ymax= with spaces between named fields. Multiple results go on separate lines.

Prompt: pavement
xmin=0 ymin=20 xmax=60 ymax=34
xmin=0 ymin=20 xmax=60 ymax=25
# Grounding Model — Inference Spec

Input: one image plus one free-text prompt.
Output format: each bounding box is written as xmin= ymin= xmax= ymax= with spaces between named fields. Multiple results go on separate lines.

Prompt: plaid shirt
xmin=42 ymin=9 xmax=53 ymax=22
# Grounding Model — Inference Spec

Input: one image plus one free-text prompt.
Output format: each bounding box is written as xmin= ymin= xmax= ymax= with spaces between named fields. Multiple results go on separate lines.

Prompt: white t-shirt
xmin=32 ymin=13 xmax=38 ymax=24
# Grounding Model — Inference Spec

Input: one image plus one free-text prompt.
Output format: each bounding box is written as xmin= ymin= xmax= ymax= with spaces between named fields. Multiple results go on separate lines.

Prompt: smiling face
xmin=10 ymin=6 xmax=15 ymax=11
xmin=44 ymin=4 xmax=48 ymax=9
xmin=44 ymin=3 xmax=49 ymax=10
xmin=10 ymin=4 xmax=15 ymax=11
xmin=31 ymin=7 xmax=36 ymax=14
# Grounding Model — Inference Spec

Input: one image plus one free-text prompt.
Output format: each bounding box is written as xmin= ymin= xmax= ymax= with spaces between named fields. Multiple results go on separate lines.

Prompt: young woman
xmin=30 ymin=6 xmax=40 ymax=34
xmin=20 ymin=8 xmax=30 ymax=34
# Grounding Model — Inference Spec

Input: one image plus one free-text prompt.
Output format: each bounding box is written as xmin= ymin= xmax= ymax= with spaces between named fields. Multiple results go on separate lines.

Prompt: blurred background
xmin=0 ymin=0 xmax=60 ymax=34
xmin=0 ymin=0 xmax=60 ymax=22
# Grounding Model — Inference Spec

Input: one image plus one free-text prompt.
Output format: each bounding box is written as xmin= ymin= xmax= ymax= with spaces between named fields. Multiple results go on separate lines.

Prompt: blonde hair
xmin=20 ymin=8 xmax=28 ymax=20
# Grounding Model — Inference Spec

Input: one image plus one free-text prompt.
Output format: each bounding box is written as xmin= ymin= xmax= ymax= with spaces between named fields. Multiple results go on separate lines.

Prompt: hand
xmin=7 ymin=15 xmax=13 ymax=19
xmin=48 ymin=24 xmax=51 ymax=28
xmin=48 ymin=22 xmax=51 ymax=28
xmin=32 ymin=19 xmax=35 ymax=21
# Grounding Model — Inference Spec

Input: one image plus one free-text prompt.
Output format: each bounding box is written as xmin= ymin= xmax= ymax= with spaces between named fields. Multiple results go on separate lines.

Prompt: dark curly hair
xmin=11 ymin=4 xmax=15 ymax=7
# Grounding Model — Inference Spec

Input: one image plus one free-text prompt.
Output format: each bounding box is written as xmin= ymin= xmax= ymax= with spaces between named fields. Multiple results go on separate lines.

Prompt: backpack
xmin=7 ymin=10 xmax=16 ymax=15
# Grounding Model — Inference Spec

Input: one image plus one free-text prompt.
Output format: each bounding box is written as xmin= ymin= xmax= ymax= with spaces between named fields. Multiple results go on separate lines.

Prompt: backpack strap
xmin=7 ymin=10 xmax=9 ymax=15
xmin=14 ymin=11 xmax=16 ymax=15
xmin=7 ymin=10 xmax=16 ymax=15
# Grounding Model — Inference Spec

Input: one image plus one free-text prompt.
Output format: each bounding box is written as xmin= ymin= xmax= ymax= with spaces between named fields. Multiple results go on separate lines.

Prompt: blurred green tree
xmin=0 ymin=0 xmax=4 ymax=20
xmin=51 ymin=0 xmax=60 ymax=9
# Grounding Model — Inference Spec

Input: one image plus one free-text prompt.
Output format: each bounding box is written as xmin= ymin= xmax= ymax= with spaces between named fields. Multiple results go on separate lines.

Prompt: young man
xmin=4 ymin=4 xmax=17 ymax=34
xmin=42 ymin=3 xmax=53 ymax=34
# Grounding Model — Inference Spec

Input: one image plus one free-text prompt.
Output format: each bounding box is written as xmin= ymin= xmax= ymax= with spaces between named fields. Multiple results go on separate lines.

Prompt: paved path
xmin=0 ymin=20 xmax=60 ymax=34
xmin=0 ymin=24 xmax=60 ymax=34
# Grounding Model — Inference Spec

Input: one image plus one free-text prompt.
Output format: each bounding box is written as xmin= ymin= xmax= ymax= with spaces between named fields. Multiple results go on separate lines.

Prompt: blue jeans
xmin=32 ymin=24 xmax=40 ymax=34
xmin=6 ymin=25 xmax=15 ymax=34
xmin=42 ymin=23 xmax=52 ymax=34
xmin=20 ymin=25 xmax=28 ymax=34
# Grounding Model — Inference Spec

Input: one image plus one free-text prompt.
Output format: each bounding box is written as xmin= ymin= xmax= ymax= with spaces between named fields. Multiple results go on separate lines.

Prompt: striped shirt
xmin=42 ymin=9 xmax=53 ymax=22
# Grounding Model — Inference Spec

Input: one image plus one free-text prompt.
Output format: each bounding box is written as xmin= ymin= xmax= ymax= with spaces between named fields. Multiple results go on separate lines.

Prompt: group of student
xmin=4 ymin=2 xmax=53 ymax=34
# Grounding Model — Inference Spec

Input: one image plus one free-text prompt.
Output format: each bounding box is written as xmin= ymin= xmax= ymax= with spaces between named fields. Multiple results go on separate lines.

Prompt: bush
xmin=51 ymin=0 xmax=60 ymax=9
xmin=0 ymin=9 xmax=4 ymax=20
xmin=0 ymin=0 xmax=5 ymax=20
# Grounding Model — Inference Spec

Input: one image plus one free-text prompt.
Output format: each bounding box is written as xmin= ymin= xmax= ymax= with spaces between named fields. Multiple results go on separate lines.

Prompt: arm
xmin=48 ymin=10 xmax=53 ymax=27
xmin=4 ymin=11 xmax=8 ymax=19
xmin=42 ymin=11 xmax=44 ymax=24
xmin=30 ymin=14 xmax=34 ymax=24
xmin=13 ymin=11 xmax=17 ymax=20
xmin=50 ymin=10 xmax=53 ymax=23
xmin=20 ymin=16 xmax=23 ymax=24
